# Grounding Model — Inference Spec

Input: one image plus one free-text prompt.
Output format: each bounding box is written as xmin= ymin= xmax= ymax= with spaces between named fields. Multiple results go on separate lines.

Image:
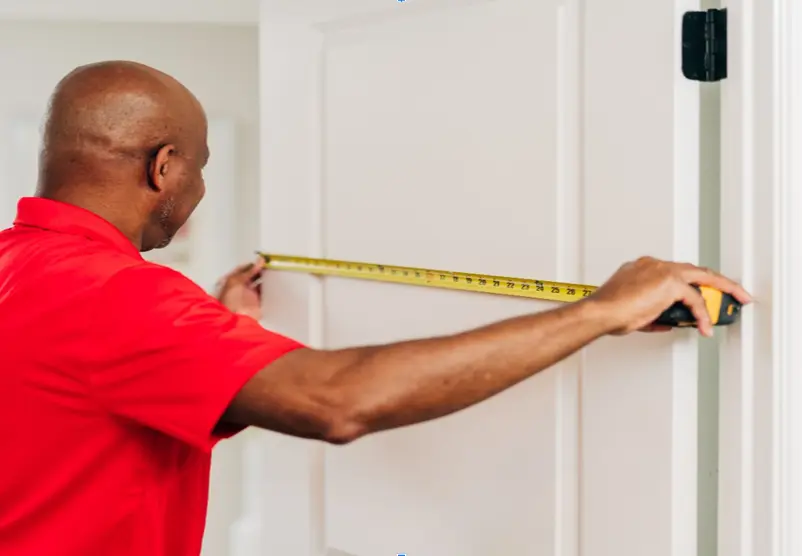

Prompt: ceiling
xmin=0 ymin=0 xmax=259 ymax=25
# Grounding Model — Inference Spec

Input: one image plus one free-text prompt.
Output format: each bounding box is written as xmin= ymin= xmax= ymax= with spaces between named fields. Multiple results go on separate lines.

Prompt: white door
xmin=245 ymin=1 xmax=701 ymax=555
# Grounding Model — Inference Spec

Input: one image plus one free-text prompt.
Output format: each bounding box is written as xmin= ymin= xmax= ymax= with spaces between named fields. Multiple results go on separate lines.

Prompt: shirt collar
xmin=13 ymin=197 xmax=143 ymax=259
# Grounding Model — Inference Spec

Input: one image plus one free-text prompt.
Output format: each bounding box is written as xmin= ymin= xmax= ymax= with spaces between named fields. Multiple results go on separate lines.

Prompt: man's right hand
xmin=589 ymin=256 xmax=752 ymax=337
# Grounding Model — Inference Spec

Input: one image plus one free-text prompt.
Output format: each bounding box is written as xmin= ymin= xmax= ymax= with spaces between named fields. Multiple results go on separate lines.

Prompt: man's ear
xmin=147 ymin=144 xmax=175 ymax=191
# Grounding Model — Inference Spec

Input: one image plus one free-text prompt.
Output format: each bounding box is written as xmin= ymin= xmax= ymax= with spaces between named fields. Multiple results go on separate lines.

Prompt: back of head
xmin=38 ymin=60 xmax=210 ymax=251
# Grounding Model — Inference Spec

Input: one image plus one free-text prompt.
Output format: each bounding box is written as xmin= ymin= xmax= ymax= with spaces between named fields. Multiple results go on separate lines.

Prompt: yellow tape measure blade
xmin=257 ymin=252 xmax=742 ymax=328
xmin=259 ymin=253 xmax=594 ymax=303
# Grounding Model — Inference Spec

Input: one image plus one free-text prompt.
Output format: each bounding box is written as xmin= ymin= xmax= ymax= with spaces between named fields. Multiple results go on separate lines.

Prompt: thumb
xmin=245 ymin=258 xmax=264 ymax=281
xmin=222 ymin=260 xmax=263 ymax=287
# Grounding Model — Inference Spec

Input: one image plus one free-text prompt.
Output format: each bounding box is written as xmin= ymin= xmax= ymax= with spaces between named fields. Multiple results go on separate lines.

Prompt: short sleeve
xmin=84 ymin=263 xmax=304 ymax=451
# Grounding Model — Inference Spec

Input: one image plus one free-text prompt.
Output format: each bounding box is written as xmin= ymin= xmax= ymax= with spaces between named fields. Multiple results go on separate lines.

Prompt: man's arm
xmin=220 ymin=256 xmax=752 ymax=444
xmin=222 ymin=298 xmax=607 ymax=443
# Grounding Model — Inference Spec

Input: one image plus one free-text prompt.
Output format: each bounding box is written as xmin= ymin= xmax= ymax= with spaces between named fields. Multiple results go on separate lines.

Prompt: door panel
xmin=581 ymin=0 xmax=700 ymax=554
xmin=255 ymin=1 xmax=699 ymax=555
xmin=321 ymin=3 xmax=574 ymax=556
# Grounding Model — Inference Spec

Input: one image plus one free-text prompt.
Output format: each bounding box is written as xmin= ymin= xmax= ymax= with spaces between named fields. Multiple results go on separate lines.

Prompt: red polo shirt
xmin=0 ymin=198 xmax=303 ymax=555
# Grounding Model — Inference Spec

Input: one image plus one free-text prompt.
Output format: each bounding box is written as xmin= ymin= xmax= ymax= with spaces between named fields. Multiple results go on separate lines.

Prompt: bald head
xmin=38 ymin=60 xmax=210 ymax=251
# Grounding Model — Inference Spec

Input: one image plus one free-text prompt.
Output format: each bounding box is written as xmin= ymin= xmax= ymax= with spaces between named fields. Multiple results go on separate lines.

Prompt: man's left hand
xmin=215 ymin=259 xmax=264 ymax=320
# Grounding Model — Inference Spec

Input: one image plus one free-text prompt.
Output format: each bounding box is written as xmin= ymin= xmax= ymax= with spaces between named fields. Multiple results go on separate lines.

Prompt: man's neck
xmin=36 ymin=186 xmax=145 ymax=251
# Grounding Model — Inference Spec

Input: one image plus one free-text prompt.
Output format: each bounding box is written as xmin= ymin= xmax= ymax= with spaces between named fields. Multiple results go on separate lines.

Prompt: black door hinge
xmin=682 ymin=8 xmax=727 ymax=82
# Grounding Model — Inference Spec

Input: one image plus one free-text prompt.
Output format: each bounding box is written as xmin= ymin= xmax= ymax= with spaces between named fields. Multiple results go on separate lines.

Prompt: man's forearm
xmin=320 ymin=298 xmax=612 ymax=439
xmin=225 ymin=298 xmax=613 ymax=443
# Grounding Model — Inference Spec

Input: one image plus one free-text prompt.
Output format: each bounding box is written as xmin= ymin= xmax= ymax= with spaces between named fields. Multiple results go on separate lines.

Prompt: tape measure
xmin=258 ymin=253 xmax=742 ymax=328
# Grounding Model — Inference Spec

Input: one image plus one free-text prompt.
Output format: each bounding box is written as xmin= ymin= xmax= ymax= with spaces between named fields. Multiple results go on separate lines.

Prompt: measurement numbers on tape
xmin=257 ymin=253 xmax=743 ymax=328
xmin=258 ymin=253 xmax=594 ymax=304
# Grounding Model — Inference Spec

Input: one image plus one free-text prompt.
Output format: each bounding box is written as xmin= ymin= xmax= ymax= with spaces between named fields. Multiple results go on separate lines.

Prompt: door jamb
xmin=718 ymin=0 xmax=802 ymax=554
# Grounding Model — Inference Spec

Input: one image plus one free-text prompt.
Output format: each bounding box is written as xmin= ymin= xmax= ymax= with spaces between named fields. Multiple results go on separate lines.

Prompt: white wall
xmin=0 ymin=20 xmax=260 ymax=556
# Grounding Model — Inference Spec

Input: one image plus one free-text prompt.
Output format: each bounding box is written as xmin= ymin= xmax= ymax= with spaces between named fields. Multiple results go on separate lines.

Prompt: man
xmin=0 ymin=61 xmax=750 ymax=556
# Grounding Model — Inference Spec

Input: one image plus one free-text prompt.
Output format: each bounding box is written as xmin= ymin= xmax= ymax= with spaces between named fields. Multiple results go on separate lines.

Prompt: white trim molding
xmin=719 ymin=0 xmax=802 ymax=554
xmin=776 ymin=0 xmax=802 ymax=553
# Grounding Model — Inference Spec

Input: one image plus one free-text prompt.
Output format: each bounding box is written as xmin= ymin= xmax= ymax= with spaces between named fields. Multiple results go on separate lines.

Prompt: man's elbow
xmin=318 ymin=402 xmax=368 ymax=445
xmin=321 ymin=419 xmax=364 ymax=445
xmin=314 ymin=385 xmax=374 ymax=445
xmin=251 ymin=346 xmax=377 ymax=445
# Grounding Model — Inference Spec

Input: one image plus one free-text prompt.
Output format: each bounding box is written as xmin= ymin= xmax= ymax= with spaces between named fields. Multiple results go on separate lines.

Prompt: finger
xmin=678 ymin=284 xmax=713 ymax=337
xmin=678 ymin=266 xmax=752 ymax=304
xmin=224 ymin=260 xmax=264 ymax=287
xmin=220 ymin=263 xmax=253 ymax=286
xmin=245 ymin=258 xmax=265 ymax=279
xmin=640 ymin=324 xmax=672 ymax=333
xmin=233 ymin=261 xmax=256 ymax=275
xmin=249 ymin=273 xmax=263 ymax=292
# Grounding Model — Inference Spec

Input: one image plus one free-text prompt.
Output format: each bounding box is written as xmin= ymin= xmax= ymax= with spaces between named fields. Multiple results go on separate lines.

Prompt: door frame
xmin=774 ymin=0 xmax=802 ymax=552
xmin=718 ymin=0 xmax=802 ymax=554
